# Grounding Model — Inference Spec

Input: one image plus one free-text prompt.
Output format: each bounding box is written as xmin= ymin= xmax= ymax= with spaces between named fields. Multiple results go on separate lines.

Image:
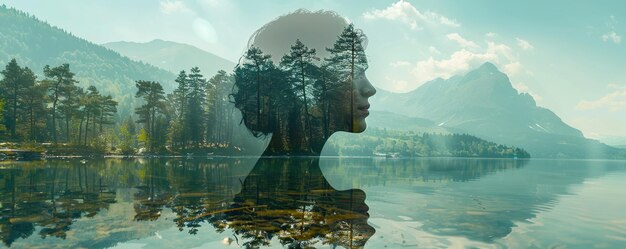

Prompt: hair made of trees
xmin=231 ymin=10 xmax=369 ymax=155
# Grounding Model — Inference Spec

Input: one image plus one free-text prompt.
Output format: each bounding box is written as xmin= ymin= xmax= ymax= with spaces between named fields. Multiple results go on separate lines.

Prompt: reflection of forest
xmin=2 ymin=158 xmax=622 ymax=248
xmin=0 ymin=158 xmax=374 ymax=248
xmin=320 ymin=158 xmax=529 ymax=189
xmin=0 ymin=160 xmax=116 ymax=247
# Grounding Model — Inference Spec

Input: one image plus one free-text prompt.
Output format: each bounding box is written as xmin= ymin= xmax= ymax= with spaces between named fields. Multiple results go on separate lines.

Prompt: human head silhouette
xmin=232 ymin=10 xmax=376 ymax=155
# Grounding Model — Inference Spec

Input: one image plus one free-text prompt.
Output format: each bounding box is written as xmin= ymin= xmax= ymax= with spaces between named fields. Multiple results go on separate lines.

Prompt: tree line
xmin=0 ymin=59 xmax=117 ymax=146
xmin=328 ymin=128 xmax=531 ymax=158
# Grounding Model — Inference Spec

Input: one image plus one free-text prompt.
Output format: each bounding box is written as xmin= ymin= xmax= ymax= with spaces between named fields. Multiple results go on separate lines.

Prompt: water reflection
xmin=2 ymin=158 xmax=626 ymax=248
xmin=0 ymin=161 xmax=116 ymax=247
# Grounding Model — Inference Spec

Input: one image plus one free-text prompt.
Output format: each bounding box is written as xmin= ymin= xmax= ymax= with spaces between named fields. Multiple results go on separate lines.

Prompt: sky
xmin=3 ymin=0 xmax=626 ymax=143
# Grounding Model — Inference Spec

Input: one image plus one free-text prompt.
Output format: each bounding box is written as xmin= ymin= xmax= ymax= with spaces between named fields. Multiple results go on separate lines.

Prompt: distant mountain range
xmin=2 ymin=5 xmax=622 ymax=158
xmin=102 ymin=39 xmax=236 ymax=76
xmin=371 ymin=63 xmax=625 ymax=159
xmin=0 ymin=5 xmax=175 ymax=118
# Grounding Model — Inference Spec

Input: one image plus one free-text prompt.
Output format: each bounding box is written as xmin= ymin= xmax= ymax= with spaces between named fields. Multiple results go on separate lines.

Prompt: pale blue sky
xmin=3 ymin=0 xmax=626 ymax=142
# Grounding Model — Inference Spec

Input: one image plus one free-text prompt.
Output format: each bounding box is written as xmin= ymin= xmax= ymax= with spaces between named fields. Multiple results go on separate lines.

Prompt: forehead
xmin=249 ymin=11 xmax=349 ymax=64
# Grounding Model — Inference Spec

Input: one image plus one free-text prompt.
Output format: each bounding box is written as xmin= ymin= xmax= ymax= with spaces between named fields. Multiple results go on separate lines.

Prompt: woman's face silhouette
xmin=350 ymin=69 xmax=377 ymax=133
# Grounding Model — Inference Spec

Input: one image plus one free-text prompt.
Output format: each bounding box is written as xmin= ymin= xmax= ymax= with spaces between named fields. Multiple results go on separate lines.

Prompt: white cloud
xmin=446 ymin=33 xmax=479 ymax=49
xmin=516 ymin=38 xmax=534 ymax=51
xmin=159 ymin=1 xmax=191 ymax=14
xmin=428 ymin=46 xmax=441 ymax=55
xmin=385 ymin=76 xmax=411 ymax=92
xmin=601 ymin=31 xmax=622 ymax=44
xmin=503 ymin=61 xmax=523 ymax=76
xmin=192 ymin=18 xmax=218 ymax=43
xmin=397 ymin=41 xmax=521 ymax=91
xmin=512 ymin=82 xmax=542 ymax=102
xmin=363 ymin=0 xmax=459 ymax=30
xmin=390 ymin=61 xmax=411 ymax=67
xmin=577 ymin=86 xmax=626 ymax=111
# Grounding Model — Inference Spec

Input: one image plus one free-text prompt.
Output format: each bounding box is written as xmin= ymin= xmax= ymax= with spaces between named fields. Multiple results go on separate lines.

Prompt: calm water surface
xmin=1 ymin=157 xmax=625 ymax=248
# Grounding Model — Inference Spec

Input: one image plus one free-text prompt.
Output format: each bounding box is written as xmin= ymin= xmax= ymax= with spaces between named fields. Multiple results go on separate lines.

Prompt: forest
xmin=0 ymin=23 xmax=528 ymax=158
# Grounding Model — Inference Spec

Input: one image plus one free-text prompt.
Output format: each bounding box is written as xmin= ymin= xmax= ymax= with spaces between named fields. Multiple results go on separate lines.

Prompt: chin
xmin=352 ymin=120 xmax=367 ymax=133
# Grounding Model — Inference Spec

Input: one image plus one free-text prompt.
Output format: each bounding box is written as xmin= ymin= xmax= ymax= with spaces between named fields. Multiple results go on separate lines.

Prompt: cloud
xmin=503 ymin=61 xmax=522 ymax=75
xmin=601 ymin=31 xmax=622 ymax=44
xmin=512 ymin=82 xmax=542 ymax=102
xmin=516 ymin=38 xmax=534 ymax=50
xmin=363 ymin=0 xmax=459 ymax=30
xmin=577 ymin=86 xmax=626 ymax=111
xmin=192 ymin=18 xmax=218 ymax=43
xmin=485 ymin=32 xmax=496 ymax=38
xmin=396 ymin=41 xmax=521 ymax=91
xmin=390 ymin=61 xmax=411 ymax=67
xmin=428 ymin=46 xmax=441 ymax=55
xmin=446 ymin=33 xmax=479 ymax=49
xmin=385 ymin=77 xmax=411 ymax=92
xmin=159 ymin=1 xmax=191 ymax=14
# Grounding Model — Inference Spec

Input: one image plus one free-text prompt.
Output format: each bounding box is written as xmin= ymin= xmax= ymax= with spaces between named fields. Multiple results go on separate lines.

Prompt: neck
xmin=262 ymin=133 xmax=329 ymax=157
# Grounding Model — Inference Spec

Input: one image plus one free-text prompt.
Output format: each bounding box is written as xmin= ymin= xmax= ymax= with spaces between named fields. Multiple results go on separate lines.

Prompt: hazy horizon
xmin=3 ymin=0 xmax=626 ymax=143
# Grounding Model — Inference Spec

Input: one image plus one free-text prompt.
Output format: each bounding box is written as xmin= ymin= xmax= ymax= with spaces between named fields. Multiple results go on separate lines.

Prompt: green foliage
xmin=0 ymin=98 xmax=5 ymax=133
xmin=329 ymin=128 xmax=531 ymax=158
xmin=0 ymin=58 xmax=36 ymax=139
xmin=135 ymin=81 xmax=167 ymax=152
xmin=0 ymin=5 xmax=174 ymax=120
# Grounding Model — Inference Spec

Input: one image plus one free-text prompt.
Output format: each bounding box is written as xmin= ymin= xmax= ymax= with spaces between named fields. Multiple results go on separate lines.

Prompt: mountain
xmin=371 ymin=62 xmax=625 ymax=159
xmin=0 ymin=5 xmax=176 ymax=118
xmin=102 ymin=39 xmax=236 ymax=75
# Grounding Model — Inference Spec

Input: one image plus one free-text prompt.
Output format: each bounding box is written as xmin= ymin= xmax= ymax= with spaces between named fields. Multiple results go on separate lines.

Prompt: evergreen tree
xmin=0 ymin=59 xmax=36 ymax=140
xmin=234 ymin=46 xmax=274 ymax=133
xmin=134 ymin=80 xmax=166 ymax=152
xmin=280 ymin=39 xmax=318 ymax=147
xmin=0 ymin=99 xmax=5 ymax=134
xmin=43 ymin=63 xmax=78 ymax=144
xmin=22 ymin=82 xmax=47 ymax=141
xmin=206 ymin=70 xmax=228 ymax=145
xmin=172 ymin=70 xmax=189 ymax=149
xmin=325 ymin=24 xmax=368 ymax=131
xmin=59 ymin=84 xmax=80 ymax=142
xmin=118 ymin=117 xmax=137 ymax=155
xmin=186 ymin=67 xmax=206 ymax=148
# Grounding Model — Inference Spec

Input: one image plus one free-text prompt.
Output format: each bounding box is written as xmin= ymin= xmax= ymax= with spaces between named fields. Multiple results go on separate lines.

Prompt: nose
xmin=361 ymin=78 xmax=376 ymax=97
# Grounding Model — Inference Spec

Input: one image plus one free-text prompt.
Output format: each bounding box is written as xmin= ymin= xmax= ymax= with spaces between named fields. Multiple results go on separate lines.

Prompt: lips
xmin=357 ymin=104 xmax=370 ymax=117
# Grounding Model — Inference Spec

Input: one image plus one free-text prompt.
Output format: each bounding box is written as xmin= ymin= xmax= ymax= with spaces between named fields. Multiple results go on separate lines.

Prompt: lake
xmin=1 ymin=157 xmax=625 ymax=248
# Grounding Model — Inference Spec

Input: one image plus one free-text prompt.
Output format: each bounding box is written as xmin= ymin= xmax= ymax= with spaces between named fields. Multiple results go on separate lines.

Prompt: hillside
xmin=371 ymin=62 xmax=626 ymax=159
xmin=0 ymin=5 xmax=176 ymax=118
xmin=103 ymin=39 xmax=236 ymax=76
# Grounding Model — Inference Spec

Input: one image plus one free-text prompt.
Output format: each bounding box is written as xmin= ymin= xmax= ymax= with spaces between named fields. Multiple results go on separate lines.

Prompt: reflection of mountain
xmin=103 ymin=39 xmax=236 ymax=75
xmin=3 ymin=158 xmax=624 ymax=248
xmin=322 ymin=158 xmax=626 ymax=246
xmin=371 ymin=63 xmax=626 ymax=159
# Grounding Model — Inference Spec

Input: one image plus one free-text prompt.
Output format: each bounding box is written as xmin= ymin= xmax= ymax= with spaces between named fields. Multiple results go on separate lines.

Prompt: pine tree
xmin=0 ymin=59 xmax=36 ymax=140
xmin=0 ymin=99 xmax=5 ymax=134
xmin=280 ymin=39 xmax=318 ymax=147
xmin=135 ymin=80 xmax=166 ymax=152
xmin=43 ymin=63 xmax=78 ymax=144
xmin=186 ymin=67 xmax=206 ymax=149
xmin=22 ymin=82 xmax=47 ymax=141
xmin=325 ymin=24 xmax=368 ymax=131
xmin=172 ymin=70 xmax=189 ymax=149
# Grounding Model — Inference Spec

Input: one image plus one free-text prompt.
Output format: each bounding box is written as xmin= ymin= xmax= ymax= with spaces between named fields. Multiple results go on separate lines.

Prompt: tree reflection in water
xmin=174 ymin=157 xmax=374 ymax=248
xmin=0 ymin=161 xmax=116 ymax=247
xmin=1 ymin=158 xmax=534 ymax=248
